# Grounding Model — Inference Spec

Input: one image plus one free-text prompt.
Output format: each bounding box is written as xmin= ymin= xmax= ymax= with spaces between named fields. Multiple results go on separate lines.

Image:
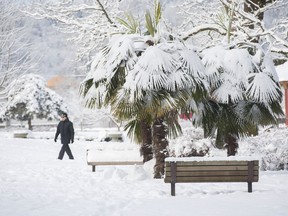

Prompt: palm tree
xmin=110 ymin=39 xmax=207 ymax=177
xmin=80 ymin=1 xmax=208 ymax=178
xmin=80 ymin=34 xmax=154 ymax=163
xmin=195 ymin=45 xmax=284 ymax=156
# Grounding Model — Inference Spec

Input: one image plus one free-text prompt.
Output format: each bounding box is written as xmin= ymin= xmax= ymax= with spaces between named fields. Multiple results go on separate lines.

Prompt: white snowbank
xmin=0 ymin=137 xmax=287 ymax=216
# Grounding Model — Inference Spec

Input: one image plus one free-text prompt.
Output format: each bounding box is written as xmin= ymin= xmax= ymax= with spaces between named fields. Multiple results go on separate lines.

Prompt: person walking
xmin=54 ymin=112 xmax=74 ymax=160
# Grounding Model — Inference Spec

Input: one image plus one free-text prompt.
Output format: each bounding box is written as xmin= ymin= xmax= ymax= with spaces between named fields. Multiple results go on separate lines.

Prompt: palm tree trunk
xmin=225 ymin=134 xmax=238 ymax=156
xmin=152 ymin=117 xmax=168 ymax=179
xmin=215 ymin=129 xmax=225 ymax=149
xmin=140 ymin=120 xmax=153 ymax=163
xmin=28 ymin=118 xmax=33 ymax=130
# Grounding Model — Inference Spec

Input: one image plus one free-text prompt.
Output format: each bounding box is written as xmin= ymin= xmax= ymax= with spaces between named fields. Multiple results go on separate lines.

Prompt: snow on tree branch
xmin=0 ymin=0 xmax=38 ymax=107
xmin=174 ymin=0 xmax=288 ymax=62
xmin=24 ymin=0 xmax=123 ymax=65
xmin=181 ymin=24 xmax=226 ymax=41
xmin=0 ymin=73 xmax=68 ymax=125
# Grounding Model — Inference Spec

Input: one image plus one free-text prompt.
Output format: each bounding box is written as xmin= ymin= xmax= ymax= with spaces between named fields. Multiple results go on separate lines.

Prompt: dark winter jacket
xmin=55 ymin=118 xmax=74 ymax=144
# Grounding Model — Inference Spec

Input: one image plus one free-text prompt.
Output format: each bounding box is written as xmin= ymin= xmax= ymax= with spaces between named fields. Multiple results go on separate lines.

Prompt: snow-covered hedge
xmin=169 ymin=124 xmax=288 ymax=171
xmin=238 ymin=125 xmax=288 ymax=171
xmin=168 ymin=127 xmax=214 ymax=157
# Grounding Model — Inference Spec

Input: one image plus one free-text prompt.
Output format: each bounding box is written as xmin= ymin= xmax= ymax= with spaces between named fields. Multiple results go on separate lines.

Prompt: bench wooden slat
xmin=86 ymin=148 xmax=143 ymax=172
xmin=88 ymin=161 xmax=143 ymax=166
xmin=164 ymin=176 xmax=259 ymax=183
xmin=165 ymin=165 xmax=258 ymax=172
xmin=164 ymin=159 xmax=259 ymax=196
xmin=165 ymin=170 xmax=259 ymax=177
xmin=165 ymin=161 xmax=259 ymax=166
xmin=87 ymin=161 xmax=143 ymax=172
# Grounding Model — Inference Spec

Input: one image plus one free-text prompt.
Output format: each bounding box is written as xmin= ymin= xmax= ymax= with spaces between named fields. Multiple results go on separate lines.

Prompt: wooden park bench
xmin=164 ymin=157 xmax=259 ymax=196
xmin=86 ymin=147 xmax=143 ymax=172
xmin=101 ymin=132 xmax=124 ymax=142
xmin=13 ymin=131 xmax=29 ymax=138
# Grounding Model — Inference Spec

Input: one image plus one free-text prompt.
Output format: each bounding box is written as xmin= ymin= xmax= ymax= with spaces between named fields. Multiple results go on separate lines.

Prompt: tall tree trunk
xmin=5 ymin=119 xmax=11 ymax=128
xmin=140 ymin=120 xmax=153 ymax=163
xmin=225 ymin=134 xmax=238 ymax=156
xmin=215 ymin=129 xmax=225 ymax=149
xmin=28 ymin=118 xmax=32 ymax=130
xmin=152 ymin=117 xmax=168 ymax=179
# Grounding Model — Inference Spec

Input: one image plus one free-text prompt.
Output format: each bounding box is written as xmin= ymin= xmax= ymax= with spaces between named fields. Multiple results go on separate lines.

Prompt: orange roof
xmin=47 ymin=76 xmax=66 ymax=88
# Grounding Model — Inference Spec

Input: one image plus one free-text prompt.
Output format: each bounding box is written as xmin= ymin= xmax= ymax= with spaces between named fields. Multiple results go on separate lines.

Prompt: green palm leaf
xmin=145 ymin=10 xmax=155 ymax=37
xmin=154 ymin=0 xmax=161 ymax=26
xmin=116 ymin=12 xmax=139 ymax=34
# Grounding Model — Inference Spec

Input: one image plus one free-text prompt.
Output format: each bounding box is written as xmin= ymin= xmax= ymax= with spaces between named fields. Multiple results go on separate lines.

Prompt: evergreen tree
xmin=1 ymin=73 xmax=68 ymax=130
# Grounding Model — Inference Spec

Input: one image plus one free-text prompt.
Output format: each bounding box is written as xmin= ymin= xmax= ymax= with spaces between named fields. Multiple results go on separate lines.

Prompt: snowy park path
xmin=0 ymin=137 xmax=288 ymax=216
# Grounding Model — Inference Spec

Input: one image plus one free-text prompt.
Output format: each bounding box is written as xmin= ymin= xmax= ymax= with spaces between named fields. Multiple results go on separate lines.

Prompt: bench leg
xmin=170 ymin=162 xmax=177 ymax=196
xmin=92 ymin=165 xmax=95 ymax=172
xmin=248 ymin=182 xmax=252 ymax=193
xmin=171 ymin=183 xmax=176 ymax=196
xmin=247 ymin=161 xmax=254 ymax=193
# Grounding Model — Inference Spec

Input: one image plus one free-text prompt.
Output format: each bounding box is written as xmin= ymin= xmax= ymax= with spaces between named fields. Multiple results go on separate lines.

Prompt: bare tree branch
xmin=181 ymin=24 xmax=226 ymax=41
xmin=95 ymin=0 xmax=115 ymax=25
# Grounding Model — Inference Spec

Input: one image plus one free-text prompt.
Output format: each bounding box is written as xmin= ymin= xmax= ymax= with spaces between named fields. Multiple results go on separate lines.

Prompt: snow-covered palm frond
xmin=191 ymin=99 xmax=218 ymax=127
xmin=113 ymin=86 xmax=176 ymax=121
xmin=178 ymin=49 xmax=206 ymax=78
xmin=103 ymin=34 xmax=139 ymax=78
xmin=223 ymin=48 xmax=254 ymax=78
xmin=246 ymin=73 xmax=282 ymax=104
xmin=203 ymin=46 xmax=253 ymax=84
xmin=82 ymin=35 xmax=142 ymax=109
xmin=112 ymin=94 xmax=138 ymax=120
xmin=167 ymin=68 xmax=193 ymax=92
xmin=88 ymin=52 xmax=107 ymax=83
xmin=236 ymin=101 xmax=283 ymax=126
xmin=83 ymin=82 xmax=107 ymax=109
xmin=261 ymin=53 xmax=279 ymax=81
xmin=212 ymin=72 xmax=245 ymax=103
xmin=201 ymin=46 xmax=226 ymax=83
xmin=129 ymin=45 xmax=176 ymax=91
xmin=202 ymin=46 xmax=273 ymax=103
xmin=169 ymin=49 xmax=207 ymax=92
xmin=253 ymin=48 xmax=280 ymax=82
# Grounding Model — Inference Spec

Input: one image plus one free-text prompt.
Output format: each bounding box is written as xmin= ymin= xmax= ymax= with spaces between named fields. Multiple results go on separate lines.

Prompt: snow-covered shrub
xmin=168 ymin=126 xmax=213 ymax=157
xmin=238 ymin=125 xmax=288 ymax=171
xmin=170 ymin=124 xmax=288 ymax=171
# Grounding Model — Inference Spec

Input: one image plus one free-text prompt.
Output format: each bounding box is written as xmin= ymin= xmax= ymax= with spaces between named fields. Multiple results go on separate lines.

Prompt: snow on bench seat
xmin=13 ymin=130 xmax=29 ymax=138
xmin=86 ymin=142 xmax=143 ymax=172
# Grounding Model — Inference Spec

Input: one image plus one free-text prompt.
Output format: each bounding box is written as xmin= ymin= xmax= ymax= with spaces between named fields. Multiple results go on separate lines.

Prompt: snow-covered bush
xmin=238 ymin=125 xmax=288 ymax=171
xmin=168 ymin=126 xmax=213 ymax=157
xmin=170 ymin=123 xmax=288 ymax=171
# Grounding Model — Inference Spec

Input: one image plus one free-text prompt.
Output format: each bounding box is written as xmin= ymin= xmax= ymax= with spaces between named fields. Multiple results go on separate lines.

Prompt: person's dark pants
xmin=58 ymin=143 xmax=74 ymax=160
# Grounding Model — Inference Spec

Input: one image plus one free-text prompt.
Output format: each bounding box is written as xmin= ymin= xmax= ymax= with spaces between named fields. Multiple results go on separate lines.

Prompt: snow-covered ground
xmin=0 ymin=129 xmax=288 ymax=216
